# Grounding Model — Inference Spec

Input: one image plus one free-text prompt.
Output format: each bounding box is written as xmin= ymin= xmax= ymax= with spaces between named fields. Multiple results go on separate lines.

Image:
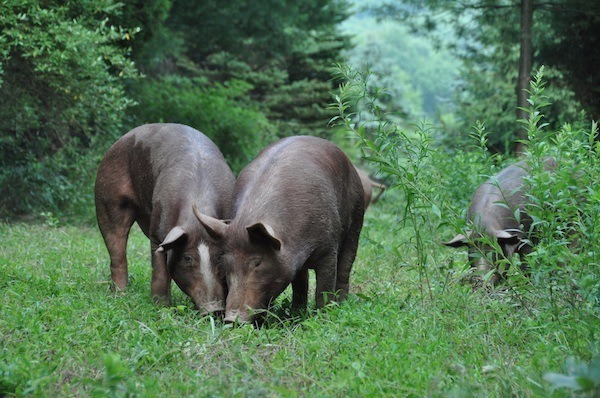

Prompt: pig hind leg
xmin=334 ymin=220 xmax=363 ymax=303
xmin=313 ymin=252 xmax=338 ymax=308
xmin=96 ymin=198 xmax=137 ymax=291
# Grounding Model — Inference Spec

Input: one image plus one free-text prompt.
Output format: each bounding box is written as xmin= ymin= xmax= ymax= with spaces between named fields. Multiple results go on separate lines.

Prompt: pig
xmin=354 ymin=166 xmax=387 ymax=209
xmin=443 ymin=158 xmax=556 ymax=284
xmin=94 ymin=123 xmax=235 ymax=314
xmin=194 ymin=135 xmax=366 ymax=323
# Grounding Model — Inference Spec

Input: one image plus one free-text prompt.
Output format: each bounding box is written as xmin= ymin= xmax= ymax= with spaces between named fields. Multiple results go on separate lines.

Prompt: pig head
xmin=94 ymin=123 xmax=235 ymax=314
xmin=196 ymin=135 xmax=366 ymax=324
xmin=444 ymin=158 xmax=556 ymax=283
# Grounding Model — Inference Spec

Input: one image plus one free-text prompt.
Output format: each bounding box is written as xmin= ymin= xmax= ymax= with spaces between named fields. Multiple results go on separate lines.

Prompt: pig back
xmin=96 ymin=123 xmax=235 ymax=237
xmin=129 ymin=124 xmax=233 ymax=214
xmin=232 ymin=136 xmax=364 ymax=248
xmin=468 ymin=161 xmax=531 ymax=235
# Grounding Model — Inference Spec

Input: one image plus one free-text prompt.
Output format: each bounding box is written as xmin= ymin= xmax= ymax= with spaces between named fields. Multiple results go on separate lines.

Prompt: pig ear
xmin=158 ymin=226 xmax=187 ymax=252
xmin=442 ymin=232 xmax=471 ymax=247
xmin=193 ymin=203 xmax=228 ymax=240
xmin=494 ymin=230 xmax=521 ymax=243
xmin=247 ymin=223 xmax=281 ymax=251
xmin=495 ymin=230 xmax=522 ymax=256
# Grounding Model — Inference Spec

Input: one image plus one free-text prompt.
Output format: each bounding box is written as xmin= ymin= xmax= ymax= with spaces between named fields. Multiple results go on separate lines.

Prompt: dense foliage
xmin=332 ymin=65 xmax=599 ymax=394
xmin=361 ymin=0 xmax=600 ymax=153
xmin=121 ymin=0 xmax=351 ymax=142
xmin=0 ymin=0 xmax=350 ymax=219
xmin=0 ymin=0 xmax=138 ymax=218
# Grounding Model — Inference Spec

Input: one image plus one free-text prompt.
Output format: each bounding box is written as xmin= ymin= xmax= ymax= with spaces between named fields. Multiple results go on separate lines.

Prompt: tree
xmin=536 ymin=0 xmax=600 ymax=122
xmin=162 ymin=0 xmax=352 ymax=137
xmin=0 ymin=0 xmax=138 ymax=216
xmin=110 ymin=0 xmax=175 ymax=76
xmin=515 ymin=0 xmax=533 ymax=153
xmin=367 ymin=0 xmax=597 ymax=154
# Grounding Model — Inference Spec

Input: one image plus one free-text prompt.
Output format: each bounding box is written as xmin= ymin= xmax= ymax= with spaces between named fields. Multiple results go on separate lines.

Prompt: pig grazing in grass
xmin=94 ymin=123 xmax=235 ymax=314
xmin=443 ymin=158 xmax=556 ymax=284
xmin=196 ymin=136 xmax=366 ymax=323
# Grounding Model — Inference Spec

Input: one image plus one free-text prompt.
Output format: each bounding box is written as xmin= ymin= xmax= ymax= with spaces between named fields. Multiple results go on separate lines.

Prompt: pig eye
xmin=253 ymin=260 xmax=262 ymax=268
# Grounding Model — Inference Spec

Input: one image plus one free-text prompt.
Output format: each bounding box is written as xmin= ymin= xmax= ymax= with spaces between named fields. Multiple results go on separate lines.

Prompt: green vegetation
xmin=1 ymin=0 xmax=598 ymax=396
xmin=330 ymin=64 xmax=599 ymax=395
xmin=1 ymin=199 xmax=597 ymax=396
xmin=0 ymin=0 xmax=138 ymax=218
xmin=0 ymin=0 xmax=349 ymax=219
xmin=2 ymin=68 xmax=598 ymax=396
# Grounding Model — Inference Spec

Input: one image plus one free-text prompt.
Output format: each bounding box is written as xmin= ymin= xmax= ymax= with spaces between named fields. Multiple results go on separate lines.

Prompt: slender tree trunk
xmin=515 ymin=0 xmax=534 ymax=155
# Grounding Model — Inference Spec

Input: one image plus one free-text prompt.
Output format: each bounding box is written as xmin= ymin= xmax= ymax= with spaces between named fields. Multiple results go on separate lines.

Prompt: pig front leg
xmin=151 ymin=245 xmax=172 ymax=305
xmin=314 ymin=253 xmax=338 ymax=308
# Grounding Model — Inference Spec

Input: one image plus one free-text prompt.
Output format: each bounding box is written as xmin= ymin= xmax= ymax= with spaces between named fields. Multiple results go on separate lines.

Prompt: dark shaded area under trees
xmin=0 ymin=0 xmax=350 ymax=219
xmin=1 ymin=0 xmax=598 ymax=219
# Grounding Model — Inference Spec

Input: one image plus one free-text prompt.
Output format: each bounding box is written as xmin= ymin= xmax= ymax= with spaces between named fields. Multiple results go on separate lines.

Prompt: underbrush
xmin=331 ymin=65 xmax=599 ymax=395
xmin=0 ymin=66 xmax=598 ymax=396
xmin=1 ymin=198 xmax=598 ymax=396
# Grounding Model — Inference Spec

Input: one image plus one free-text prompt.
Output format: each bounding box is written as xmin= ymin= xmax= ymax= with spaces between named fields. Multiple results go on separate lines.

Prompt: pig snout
xmin=224 ymin=303 xmax=268 ymax=324
xmin=186 ymin=283 xmax=226 ymax=316
xmin=224 ymin=309 xmax=251 ymax=324
xmin=194 ymin=299 xmax=225 ymax=316
xmin=224 ymin=310 xmax=245 ymax=323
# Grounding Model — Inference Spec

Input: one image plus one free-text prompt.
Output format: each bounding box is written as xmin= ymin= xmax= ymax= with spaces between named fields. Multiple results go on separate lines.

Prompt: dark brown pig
xmin=94 ymin=123 xmax=235 ymax=313
xmin=443 ymin=158 xmax=556 ymax=283
xmin=195 ymin=136 xmax=365 ymax=323
xmin=354 ymin=166 xmax=387 ymax=209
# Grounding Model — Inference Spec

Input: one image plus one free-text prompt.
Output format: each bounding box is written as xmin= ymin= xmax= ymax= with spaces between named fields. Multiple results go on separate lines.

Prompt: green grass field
xmin=1 ymin=198 xmax=597 ymax=397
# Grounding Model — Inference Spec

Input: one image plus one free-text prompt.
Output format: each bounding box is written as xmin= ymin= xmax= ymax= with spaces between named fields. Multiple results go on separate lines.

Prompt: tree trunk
xmin=515 ymin=0 xmax=534 ymax=155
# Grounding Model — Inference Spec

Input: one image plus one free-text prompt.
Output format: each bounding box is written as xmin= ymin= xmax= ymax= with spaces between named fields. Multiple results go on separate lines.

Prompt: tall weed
xmin=331 ymin=64 xmax=599 ymax=317
xmin=521 ymin=69 xmax=600 ymax=314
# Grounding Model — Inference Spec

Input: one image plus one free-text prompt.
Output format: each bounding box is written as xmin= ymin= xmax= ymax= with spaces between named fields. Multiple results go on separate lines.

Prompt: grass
xmin=1 ymin=197 xmax=598 ymax=397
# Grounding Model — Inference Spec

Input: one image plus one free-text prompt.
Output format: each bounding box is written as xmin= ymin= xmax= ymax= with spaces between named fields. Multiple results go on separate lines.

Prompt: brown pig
xmin=94 ymin=123 xmax=235 ymax=313
xmin=195 ymin=136 xmax=365 ymax=323
xmin=354 ymin=166 xmax=387 ymax=209
xmin=443 ymin=158 xmax=556 ymax=283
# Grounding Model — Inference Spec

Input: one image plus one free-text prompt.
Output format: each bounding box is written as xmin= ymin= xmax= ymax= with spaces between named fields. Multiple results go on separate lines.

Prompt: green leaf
xmin=543 ymin=373 xmax=582 ymax=390
xmin=431 ymin=204 xmax=442 ymax=219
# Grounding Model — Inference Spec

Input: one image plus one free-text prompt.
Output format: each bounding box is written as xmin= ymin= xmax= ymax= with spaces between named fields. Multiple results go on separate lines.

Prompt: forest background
xmin=2 ymin=0 xmax=599 ymax=220
xmin=1 ymin=0 xmax=599 ymax=395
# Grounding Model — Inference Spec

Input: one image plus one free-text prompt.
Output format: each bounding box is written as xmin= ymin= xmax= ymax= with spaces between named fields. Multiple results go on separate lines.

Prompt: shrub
xmin=331 ymin=64 xmax=599 ymax=312
xmin=128 ymin=76 xmax=277 ymax=173
xmin=0 ymin=0 xmax=137 ymax=220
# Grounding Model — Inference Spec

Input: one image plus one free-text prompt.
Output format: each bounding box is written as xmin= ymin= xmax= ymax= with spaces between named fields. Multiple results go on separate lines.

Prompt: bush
xmin=522 ymin=70 xmax=600 ymax=312
xmin=331 ymin=64 xmax=600 ymax=312
xmin=128 ymin=76 xmax=277 ymax=173
xmin=0 ymin=0 xmax=138 ymax=220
